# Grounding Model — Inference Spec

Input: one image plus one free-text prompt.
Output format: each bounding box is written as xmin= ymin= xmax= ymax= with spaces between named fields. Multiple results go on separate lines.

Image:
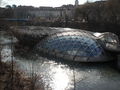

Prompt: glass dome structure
xmin=11 ymin=26 xmax=120 ymax=62
xmin=36 ymin=31 xmax=107 ymax=62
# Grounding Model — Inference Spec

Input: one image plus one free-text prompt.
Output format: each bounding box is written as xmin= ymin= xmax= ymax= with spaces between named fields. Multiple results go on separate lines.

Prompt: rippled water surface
xmin=1 ymin=30 xmax=120 ymax=90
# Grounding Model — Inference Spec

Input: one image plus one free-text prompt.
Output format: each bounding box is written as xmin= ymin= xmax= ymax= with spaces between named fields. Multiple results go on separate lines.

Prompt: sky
xmin=1 ymin=0 xmax=100 ymax=7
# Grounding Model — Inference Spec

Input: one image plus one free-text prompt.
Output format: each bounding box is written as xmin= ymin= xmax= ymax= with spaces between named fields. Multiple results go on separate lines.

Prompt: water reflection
xmin=14 ymin=57 xmax=74 ymax=90
xmin=51 ymin=66 xmax=70 ymax=90
xmin=1 ymin=45 xmax=12 ymax=62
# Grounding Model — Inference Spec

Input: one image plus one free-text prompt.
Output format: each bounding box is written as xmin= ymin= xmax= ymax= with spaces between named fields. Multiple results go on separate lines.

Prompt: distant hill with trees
xmin=75 ymin=0 xmax=120 ymax=25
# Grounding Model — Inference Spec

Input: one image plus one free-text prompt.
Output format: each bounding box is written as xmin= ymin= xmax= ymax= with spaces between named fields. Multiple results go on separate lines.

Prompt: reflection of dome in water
xmin=36 ymin=31 xmax=107 ymax=62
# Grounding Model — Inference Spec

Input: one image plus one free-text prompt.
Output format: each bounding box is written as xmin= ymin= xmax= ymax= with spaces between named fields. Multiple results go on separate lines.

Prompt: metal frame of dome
xmin=36 ymin=30 xmax=110 ymax=62
xmin=11 ymin=26 xmax=120 ymax=62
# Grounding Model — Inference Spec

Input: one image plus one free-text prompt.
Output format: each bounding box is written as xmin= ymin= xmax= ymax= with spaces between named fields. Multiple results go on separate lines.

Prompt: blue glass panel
xmin=40 ymin=33 xmax=103 ymax=57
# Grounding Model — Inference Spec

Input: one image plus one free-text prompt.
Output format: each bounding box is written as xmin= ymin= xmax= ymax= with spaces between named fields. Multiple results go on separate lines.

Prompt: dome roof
xmin=36 ymin=31 xmax=107 ymax=62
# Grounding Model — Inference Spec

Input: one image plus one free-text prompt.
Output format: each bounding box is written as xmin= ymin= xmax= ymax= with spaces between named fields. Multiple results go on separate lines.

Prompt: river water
xmin=1 ymin=30 xmax=120 ymax=90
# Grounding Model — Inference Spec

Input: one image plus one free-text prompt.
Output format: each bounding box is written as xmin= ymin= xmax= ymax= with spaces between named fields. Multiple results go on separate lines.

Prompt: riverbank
xmin=0 ymin=62 xmax=27 ymax=90
xmin=0 ymin=30 xmax=44 ymax=90
xmin=0 ymin=61 xmax=44 ymax=90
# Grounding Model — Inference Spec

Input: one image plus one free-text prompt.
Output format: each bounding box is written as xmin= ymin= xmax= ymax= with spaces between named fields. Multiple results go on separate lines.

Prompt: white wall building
xmin=28 ymin=0 xmax=79 ymax=21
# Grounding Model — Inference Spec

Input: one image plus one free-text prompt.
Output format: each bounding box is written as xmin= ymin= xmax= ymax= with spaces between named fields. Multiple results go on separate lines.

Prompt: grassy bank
xmin=0 ymin=62 xmax=44 ymax=90
xmin=0 ymin=36 xmax=44 ymax=90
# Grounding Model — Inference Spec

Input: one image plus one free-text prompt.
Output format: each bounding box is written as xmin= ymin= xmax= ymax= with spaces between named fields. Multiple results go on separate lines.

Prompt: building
xmin=29 ymin=7 xmax=64 ymax=21
xmin=75 ymin=0 xmax=79 ymax=6
xmin=28 ymin=0 xmax=79 ymax=21
xmin=12 ymin=26 xmax=120 ymax=62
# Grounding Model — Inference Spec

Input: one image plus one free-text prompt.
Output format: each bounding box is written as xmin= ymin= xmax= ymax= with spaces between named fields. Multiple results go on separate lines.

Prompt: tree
xmin=6 ymin=5 xmax=11 ymax=8
xmin=105 ymin=0 xmax=120 ymax=24
xmin=74 ymin=3 xmax=95 ymax=22
xmin=74 ymin=0 xmax=120 ymax=25
xmin=12 ymin=4 xmax=17 ymax=8
xmin=0 ymin=45 xmax=2 ymax=64
xmin=2 ymin=5 xmax=14 ymax=18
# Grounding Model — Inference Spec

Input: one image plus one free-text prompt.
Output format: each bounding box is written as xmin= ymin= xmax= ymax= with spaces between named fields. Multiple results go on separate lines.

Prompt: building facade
xmin=75 ymin=0 xmax=79 ymax=6
xmin=28 ymin=0 xmax=79 ymax=21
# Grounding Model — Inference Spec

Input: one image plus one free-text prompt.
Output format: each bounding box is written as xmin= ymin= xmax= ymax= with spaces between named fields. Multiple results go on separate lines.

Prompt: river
xmin=1 ymin=30 xmax=120 ymax=90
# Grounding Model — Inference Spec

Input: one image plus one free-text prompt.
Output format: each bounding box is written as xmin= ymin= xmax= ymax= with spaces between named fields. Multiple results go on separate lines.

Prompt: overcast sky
xmin=1 ymin=0 xmax=100 ymax=7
